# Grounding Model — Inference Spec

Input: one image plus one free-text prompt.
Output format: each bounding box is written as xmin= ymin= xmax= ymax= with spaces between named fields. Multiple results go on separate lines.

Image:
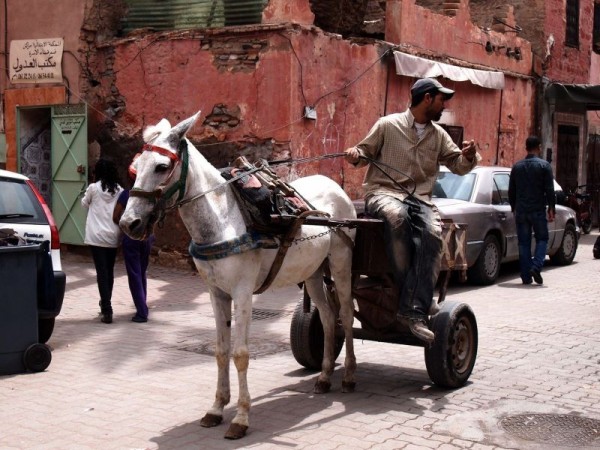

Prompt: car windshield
xmin=433 ymin=171 xmax=476 ymax=201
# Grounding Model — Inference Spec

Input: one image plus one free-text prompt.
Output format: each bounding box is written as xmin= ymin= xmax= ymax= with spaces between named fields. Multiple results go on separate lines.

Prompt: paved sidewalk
xmin=1 ymin=234 xmax=600 ymax=449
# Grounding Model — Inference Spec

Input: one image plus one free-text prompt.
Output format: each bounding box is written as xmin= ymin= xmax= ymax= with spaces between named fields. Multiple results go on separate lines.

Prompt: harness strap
xmin=142 ymin=143 xmax=180 ymax=161
xmin=130 ymin=140 xmax=189 ymax=205
xmin=188 ymin=231 xmax=278 ymax=261
xmin=253 ymin=209 xmax=330 ymax=295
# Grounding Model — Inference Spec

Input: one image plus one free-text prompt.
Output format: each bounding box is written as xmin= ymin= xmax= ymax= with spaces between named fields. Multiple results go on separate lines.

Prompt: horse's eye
xmin=155 ymin=164 xmax=170 ymax=173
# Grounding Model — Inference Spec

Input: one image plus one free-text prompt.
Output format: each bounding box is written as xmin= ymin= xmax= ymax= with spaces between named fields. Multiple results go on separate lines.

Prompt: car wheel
xmin=290 ymin=299 xmax=344 ymax=371
xmin=550 ymin=223 xmax=578 ymax=265
xmin=38 ymin=318 xmax=55 ymax=344
xmin=467 ymin=235 xmax=500 ymax=285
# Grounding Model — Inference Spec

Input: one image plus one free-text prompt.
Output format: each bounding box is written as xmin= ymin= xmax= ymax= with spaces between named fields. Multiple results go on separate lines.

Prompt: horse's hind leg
xmin=304 ymin=272 xmax=336 ymax=394
xmin=200 ymin=288 xmax=232 ymax=429
xmin=329 ymin=239 xmax=357 ymax=393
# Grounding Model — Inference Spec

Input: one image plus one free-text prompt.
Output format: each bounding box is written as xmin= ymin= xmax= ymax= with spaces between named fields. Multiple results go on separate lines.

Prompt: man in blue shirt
xmin=508 ymin=136 xmax=556 ymax=285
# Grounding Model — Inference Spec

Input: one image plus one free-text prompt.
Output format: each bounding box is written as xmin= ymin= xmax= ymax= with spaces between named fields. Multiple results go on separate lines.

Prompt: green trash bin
xmin=0 ymin=244 xmax=52 ymax=374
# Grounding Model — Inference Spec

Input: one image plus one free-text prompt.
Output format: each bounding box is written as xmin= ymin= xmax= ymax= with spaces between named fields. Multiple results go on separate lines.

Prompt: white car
xmin=0 ymin=169 xmax=66 ymax=342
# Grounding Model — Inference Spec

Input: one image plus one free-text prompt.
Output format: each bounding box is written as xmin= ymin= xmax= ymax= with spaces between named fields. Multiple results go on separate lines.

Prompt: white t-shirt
xmin=414 ymin=122 xmax=427 ymax=140
xmin=81 ymin=181 xmax=122 ymax=247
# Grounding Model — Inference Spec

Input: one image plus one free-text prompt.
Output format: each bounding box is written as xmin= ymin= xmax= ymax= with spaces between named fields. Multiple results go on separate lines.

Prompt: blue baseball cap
xmin=411 ymin=78 xmax=454 ymax=99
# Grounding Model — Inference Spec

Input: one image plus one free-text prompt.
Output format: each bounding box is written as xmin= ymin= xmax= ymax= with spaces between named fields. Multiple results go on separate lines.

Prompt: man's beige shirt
xmin=354 ymin=109 xmax=480 ymax=204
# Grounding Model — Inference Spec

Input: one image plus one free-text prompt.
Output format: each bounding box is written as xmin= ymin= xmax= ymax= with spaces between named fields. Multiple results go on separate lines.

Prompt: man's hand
xmin=461 ymin=140 xmax=476 ymax=162
xmin=345 ymin=147 xmax=361 ymax=165
xmin=548 ymin=209 xmax=555 ymax=223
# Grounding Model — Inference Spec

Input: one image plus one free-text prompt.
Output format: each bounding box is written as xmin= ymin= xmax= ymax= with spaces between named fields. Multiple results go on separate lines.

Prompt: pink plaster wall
xmin=91 ymin=2 xmax=535 ymax=201
xmin=543 ymin=0 xmax=593 ymax=84
xmin=263 ymin=0 xmax=315 ymax=25
xmin=386 ymin=0 xmax=532 ymax=75
xmin=99 ymin=27 xmax=389 ymax=198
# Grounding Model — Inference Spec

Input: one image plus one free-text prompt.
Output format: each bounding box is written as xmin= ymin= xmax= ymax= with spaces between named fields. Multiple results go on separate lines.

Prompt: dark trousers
xmin=90 ymin=246 xmax=118 ymax=314
xmin=122 ymin=235 xmax=154 ymax=319
xmin=366 ymin=194 xmax=443 ymax=319
xmin=515 ymin=210 xmax=548 ymax=282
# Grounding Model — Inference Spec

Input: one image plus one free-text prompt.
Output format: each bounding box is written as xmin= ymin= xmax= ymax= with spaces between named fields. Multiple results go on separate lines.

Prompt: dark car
xmin=433 ymin=166 xmax=578 ymax=285
xmin=0 ymin=169 xmax=66 ymax=343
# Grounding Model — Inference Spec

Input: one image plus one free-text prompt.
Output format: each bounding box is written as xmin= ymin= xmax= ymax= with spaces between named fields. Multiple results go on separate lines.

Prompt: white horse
xmin=119 ymin=112 xmax=357 ymax=439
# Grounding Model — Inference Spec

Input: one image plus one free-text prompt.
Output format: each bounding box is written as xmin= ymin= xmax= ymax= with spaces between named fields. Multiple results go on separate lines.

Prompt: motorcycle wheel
xmin=581 ymin=218 xmax=592 ymax=234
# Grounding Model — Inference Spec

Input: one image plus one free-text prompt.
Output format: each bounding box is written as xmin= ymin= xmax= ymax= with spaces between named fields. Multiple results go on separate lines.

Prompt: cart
xmin=288 ymin=214 xmax=477 ymax=389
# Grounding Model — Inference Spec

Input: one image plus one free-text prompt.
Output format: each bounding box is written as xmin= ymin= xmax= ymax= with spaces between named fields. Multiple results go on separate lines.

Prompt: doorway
xmin=17 ymin=104 xmax=88 ymax=245
xmin=556 ymin=124 xmax=580 ymax=191
xmin=18 ymin=108 xmax=52 ymax=206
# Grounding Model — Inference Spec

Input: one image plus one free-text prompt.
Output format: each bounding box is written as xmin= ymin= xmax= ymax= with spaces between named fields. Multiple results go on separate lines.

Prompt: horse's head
xmin=120 ymin=111 xmax=201 ymax=240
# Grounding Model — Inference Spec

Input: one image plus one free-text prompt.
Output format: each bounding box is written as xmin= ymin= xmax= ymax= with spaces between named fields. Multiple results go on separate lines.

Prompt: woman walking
xmin=81 ymin=159 xmax=122 ymax=324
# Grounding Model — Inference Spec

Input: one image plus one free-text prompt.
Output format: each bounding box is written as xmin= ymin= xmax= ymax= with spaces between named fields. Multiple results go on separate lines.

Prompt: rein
xmin=129 ymin=142 xmax=418 ymax=224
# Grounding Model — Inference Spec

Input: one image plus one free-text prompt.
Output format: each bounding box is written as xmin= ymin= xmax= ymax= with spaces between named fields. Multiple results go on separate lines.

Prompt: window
xmin=492 ymin=173 xmax=510 ymax=205
xmin=565 ymin=0 xmax=580 ymax=48
xmin=440 ymin=125 xmax=464 ymax=148
xmin=121 ymin=0 xmax=267 ymax=34
xmin=594 ymin=2 xmax=600 ymax=54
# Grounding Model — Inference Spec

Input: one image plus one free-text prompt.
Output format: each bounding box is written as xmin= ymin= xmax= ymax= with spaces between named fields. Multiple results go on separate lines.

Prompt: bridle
xmin=128 ymin=139 xmax=420 ymax=228
xmin=128 ymin=139 xmax=262 ymax=227
xmin=128 ymin=140 xmax=189 ymax=227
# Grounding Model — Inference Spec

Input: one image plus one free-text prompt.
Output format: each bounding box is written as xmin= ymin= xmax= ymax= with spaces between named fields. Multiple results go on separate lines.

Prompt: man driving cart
xmin=345 ymin=78 xmax=480 ymax=344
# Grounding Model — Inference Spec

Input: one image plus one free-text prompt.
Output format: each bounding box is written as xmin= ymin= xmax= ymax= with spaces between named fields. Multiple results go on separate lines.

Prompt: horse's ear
xmin=170 ymin=111 xmax=201 ymax=142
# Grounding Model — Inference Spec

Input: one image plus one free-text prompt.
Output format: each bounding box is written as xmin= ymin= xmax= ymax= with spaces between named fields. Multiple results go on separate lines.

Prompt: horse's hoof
xmin=224 ymin=423 xmax=248 ymax=439
xmin=313 ymin=380 xmax=331 ymax=394
xmin=200 ymin=413 xmax=223 ymax=428
xmin=342 ymin=381 xmax=356 ymax=393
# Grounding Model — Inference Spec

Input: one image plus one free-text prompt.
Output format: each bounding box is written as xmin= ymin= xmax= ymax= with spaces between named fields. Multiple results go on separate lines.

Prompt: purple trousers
xmin=122 ymin=235 xmax=155 ymax=319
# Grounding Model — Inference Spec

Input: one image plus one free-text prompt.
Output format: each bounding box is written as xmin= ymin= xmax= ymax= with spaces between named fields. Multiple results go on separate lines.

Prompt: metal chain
xmin=291 ymin=222 xmax=348 ymax=244
xmin=292 ymin=229 xmax=332 ymax=244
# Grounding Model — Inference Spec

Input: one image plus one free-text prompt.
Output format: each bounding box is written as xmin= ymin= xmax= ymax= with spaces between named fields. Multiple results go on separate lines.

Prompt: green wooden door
xmin=51 ymin=104 xmax=88 ymax=245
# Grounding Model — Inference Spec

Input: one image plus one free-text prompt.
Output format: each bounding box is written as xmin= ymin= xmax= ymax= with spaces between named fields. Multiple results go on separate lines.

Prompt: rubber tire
xmin=550 ymin=223 xmax=578 ymax=266
xmin=23 ymin=343 xmax=52 ymax=372
xmin=425 ymin=301 xmax=478 ymax=388
xmin=38 ymin=318 xmax=55 ymax=344
xmin=467 ymin=235 xmax=501 ymax=285
xmin=290 ymin=298 xmax=344 ymax=371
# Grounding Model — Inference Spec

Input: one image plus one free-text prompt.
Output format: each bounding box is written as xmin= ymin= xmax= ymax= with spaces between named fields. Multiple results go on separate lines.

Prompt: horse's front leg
xmin=224 ymin=288 xmax=254 ymax=440
xmin=200 ymin=288 xmax=232 ymax=429
xmin=305 ymin=273 xmax=336 ymax=394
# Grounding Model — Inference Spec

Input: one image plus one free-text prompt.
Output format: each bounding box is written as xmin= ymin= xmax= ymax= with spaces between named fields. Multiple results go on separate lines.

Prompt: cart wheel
xmin=290 ymin=298 xmax=344 ymax=371
xmin=23 ymin=343 xmax=52 ymax=372
xmin=425 ymin=301 xmax=477 ymax=388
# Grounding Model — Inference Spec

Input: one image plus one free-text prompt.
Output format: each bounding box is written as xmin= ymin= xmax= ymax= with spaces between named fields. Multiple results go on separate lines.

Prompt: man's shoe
xmin=101 ymin=313 xmax=113 ymax=324
xmin=529 ymin=268 xmax=543 ymax=285
xmin=522 ymin=279 xmax=533 ymax=285
xmin=409 ymin=319 xmax=434 ymax=344
xmin=398 ymin=315 xmax=434 ymax=344
xmin=131 ymin=315 xmax=148 ymax=323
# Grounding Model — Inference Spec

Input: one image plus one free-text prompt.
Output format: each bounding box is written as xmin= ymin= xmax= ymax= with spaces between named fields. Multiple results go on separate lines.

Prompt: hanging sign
xmin=9 ymin=38 xmax=64 ymax=84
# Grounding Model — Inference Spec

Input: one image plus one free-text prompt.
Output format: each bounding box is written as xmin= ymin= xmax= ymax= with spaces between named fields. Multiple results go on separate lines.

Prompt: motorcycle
xmin=559 ymin=185 xmax=593 ymax=234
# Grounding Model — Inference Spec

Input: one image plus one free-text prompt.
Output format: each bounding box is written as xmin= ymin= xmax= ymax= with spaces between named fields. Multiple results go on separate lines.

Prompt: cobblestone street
xmin=1 ymin=233 xmax=599 ymax=450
